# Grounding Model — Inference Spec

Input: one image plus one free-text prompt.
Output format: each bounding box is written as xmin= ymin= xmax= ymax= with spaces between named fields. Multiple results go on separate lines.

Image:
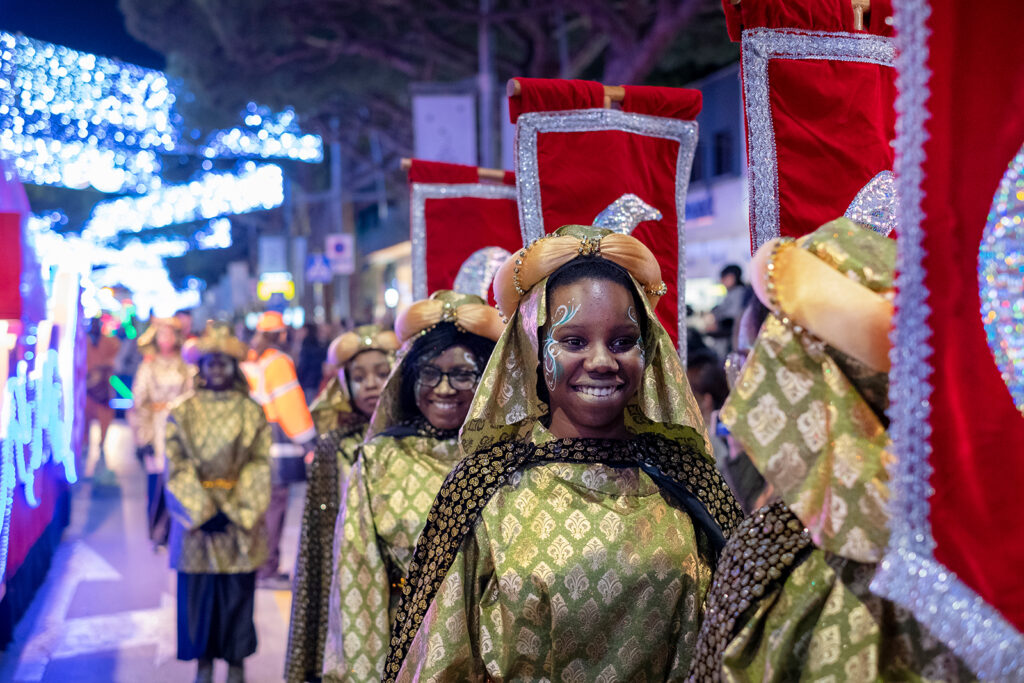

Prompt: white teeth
xmin=433 ymin=401 xmax=458 ymax=410
xmin=575 ymin=386 xmax=617 ymax=398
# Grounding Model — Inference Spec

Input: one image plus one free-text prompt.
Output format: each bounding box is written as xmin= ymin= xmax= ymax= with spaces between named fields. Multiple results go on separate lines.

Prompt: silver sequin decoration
xmin=844 ymin=170 xmax=899 ymax=236
xmin=979 ymin=145 xmax=1024 ymax=418
xmin=409 ymin=182 xmax=517 ymax=300
xmin=592 ymin=193 xmax=663 ymax=234
xmin=741 ymin=28 xmax=896 ymax=251
xmin=514 ymin=109 xmax=698 ymax=358
xmin=452 ymin=246 xmax=512 ymax=301
xmin=870 ymin=1 xmax=1024 ymax=679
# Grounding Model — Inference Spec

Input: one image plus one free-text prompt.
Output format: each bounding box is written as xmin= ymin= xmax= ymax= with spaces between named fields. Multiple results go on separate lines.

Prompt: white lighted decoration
xmin=0 ymin=31 xmax=323 ymax=192
xmin=82 ymin=164 xmax=283 ymax=241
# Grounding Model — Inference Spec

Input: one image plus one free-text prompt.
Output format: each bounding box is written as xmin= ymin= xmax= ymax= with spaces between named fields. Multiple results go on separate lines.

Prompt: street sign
xmin=305 ymin=253 xmax=333 ymax=284
xmin=325 ymin=233 xmax=355 ymax=275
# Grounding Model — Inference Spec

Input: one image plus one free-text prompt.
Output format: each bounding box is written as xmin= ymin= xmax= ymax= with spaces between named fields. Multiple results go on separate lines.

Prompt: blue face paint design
xmin=543 ymin=300 xmax=580 ymax=391
xmin=627 ymin=305 xmax=645 ymax=367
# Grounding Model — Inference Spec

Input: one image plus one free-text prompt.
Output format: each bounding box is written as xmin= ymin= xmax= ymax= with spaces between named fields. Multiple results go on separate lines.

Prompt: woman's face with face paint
xmin=543 ymin=278 xmax=644 ymax=440
xmin=345 ymin=349 xmax=391 ymax=418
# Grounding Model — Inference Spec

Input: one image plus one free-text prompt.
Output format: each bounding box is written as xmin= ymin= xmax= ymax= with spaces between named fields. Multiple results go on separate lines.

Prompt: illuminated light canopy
xmin=82 ymin=164 xmax=283 ymax=241
xmin=0 ymin=31 xmax=322 ymax=192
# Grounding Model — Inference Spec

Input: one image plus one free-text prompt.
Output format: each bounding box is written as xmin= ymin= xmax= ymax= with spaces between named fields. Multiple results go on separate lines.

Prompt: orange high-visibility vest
xmin=242 ymin=348 xmax=316 ymax=445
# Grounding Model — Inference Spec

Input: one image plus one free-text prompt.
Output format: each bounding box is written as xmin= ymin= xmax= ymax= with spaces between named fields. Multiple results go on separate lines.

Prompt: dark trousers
xmin=147 ymin=472 xmax=170 ymax=545
xmin=176 ymin=572 xmax=257 ymax=662
xmin=258 ymin=483 xmax=289 ymax=578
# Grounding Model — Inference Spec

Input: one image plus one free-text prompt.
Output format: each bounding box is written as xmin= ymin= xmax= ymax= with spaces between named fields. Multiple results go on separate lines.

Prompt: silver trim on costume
xmin=514 ymin=109 xmax=698 ymax=357
xmin=870 ymin=1 xmax=1024 ymax=678
xmin=410 ymin=182 xmax=518 ymax=300
xmin=741 ymin=27 xmax=896 ymax=250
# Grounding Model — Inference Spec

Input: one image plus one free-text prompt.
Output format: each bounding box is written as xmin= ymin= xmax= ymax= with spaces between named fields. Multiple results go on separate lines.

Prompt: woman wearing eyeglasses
xmin=321 ymin=291 xmax=503 ymax=683
xmin=286 ymin=325 xmax=399 ymax=683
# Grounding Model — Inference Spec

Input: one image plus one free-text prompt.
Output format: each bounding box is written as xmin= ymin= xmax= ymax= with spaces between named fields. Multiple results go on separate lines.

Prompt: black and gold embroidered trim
xmin=381 ymin=432 xmax=744 ymax=681
xmin=687 ymin=500 xmax=814 ymax=682
xmin=383 ymin=415 xmax=459 ymax=442
xmin=283 ymin=422 xmax=364 ymax=683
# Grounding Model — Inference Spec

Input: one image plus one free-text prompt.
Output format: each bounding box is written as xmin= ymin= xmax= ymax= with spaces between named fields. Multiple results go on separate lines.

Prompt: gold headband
xmin=394 ymin=290 xmax=505 ymax=344
xmin=493 ymin=225 xmax=667 ymax=320
xmin=329 ymin=325 xmax=400 ymax=367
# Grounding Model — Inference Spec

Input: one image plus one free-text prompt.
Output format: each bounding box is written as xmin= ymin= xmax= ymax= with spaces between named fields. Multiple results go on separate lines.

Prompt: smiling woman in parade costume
xmin=321 ymin=291 xmax=503 ymax=683
xmin=286 ymin=325 xmax=399 ymax=683
xmin=688 ymin=218 xmax=975 ymax=681
xmin=164 ymin=321 xmax=271 ymax=683
xmin=384 ymin=225 xmax=743 ymax=683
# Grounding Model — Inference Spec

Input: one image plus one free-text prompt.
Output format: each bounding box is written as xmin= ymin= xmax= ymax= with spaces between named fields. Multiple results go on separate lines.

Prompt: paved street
xmin=0 ymin=422 xmax=305 ymax=683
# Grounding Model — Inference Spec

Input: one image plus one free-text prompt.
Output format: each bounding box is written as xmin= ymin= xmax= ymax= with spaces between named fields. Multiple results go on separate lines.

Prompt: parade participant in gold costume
xmin=688 ymin=219 xmax=974 ymax=681
xmin=132 ymin=317 xmax=192 ymax=546
xmin=385 ymin=226 xmax=743 ymax=683
xmin=321 ymin=291 xmax=503 ymax=682
xmin=165 ymin=322 xmax=271 ymax=683
xmin=286 ymin=325 xmax=399 ymax=683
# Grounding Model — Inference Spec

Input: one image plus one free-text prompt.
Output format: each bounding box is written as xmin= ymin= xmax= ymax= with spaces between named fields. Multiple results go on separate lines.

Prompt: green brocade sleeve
xmin=721 ymin=551 xmax=975 ymax=682
xmin=323 ymin=456 xmax=391 ymax=683
xmin=221 ymin=409 xmax=272 ymax=530
xmin=164 ymin=409 xmax=217 ymax=530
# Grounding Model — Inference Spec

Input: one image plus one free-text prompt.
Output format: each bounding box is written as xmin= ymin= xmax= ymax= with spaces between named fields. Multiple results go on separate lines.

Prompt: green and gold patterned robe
xmin=286 ymin=416 xmax=367 ymax=683
xmin=387 ymin=432 xmax=742 ymax=683
xmin=688 ymin=221 xmax=975 ymax=682
xmin=322 ymin=419 xmax=461 ymax=683
xmin=165 ymin=389 xmax=272 ymax=574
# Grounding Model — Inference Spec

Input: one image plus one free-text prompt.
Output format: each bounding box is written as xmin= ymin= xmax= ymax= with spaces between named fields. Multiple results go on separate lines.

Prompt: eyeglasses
xmin=417 ymin=365 xmax=479 ymax=391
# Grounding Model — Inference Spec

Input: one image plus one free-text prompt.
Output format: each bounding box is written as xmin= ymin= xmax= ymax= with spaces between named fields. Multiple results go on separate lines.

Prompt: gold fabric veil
xmin=721 ymin=218 xmax=894 ymax=561
xmin=459 ymin=225 xmax=710 ymax=459
xmin=366 ymin=290 xmax=503 ymax=440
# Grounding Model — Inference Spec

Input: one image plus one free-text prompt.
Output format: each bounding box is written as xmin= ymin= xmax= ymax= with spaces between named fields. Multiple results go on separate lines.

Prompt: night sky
xmin=1 ymin=0 xmax=165 ymax=68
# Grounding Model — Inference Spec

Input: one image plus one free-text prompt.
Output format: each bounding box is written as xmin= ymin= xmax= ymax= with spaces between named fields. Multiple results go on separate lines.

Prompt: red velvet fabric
xmin=508 ymin=79 xmax=604 ymax=124
xmin=407 ymin=160 xmax=521 ymax=303
xmin=408 ymin=159 xmax=481 ymax=184
xmin=5 ymin=465 xmax=65 ymax=580
xmin=919 ymin=0 xmax=1024 ymax=633
xmin=729 ymin=0 xmax=896 ymax=250
xmin=721 ymin=0 xmax=894 ymax=37
xmin=528 ymin=130 xmax=686 ymax=347
xmin=0 ymin=213 xmax=22 ymax=319
xmin=621 ymin=86 xmax=703 ymax=120
xmin=510 ymin=80 xmax=705 ymax=348
xmin=770 ymin=58 xmax=896 ymax=241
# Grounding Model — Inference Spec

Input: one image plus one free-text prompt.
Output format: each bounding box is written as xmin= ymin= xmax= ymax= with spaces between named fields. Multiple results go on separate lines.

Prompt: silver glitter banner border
xmin=514 ymin=109 xmax=698 ymax=358
xmin=409 ymin=182 xmax=518 ymax=300
xmin=741 ymin=27 xmax=896 ymax=251
xmin=869 ymin=1 xmax=1024 ymax=679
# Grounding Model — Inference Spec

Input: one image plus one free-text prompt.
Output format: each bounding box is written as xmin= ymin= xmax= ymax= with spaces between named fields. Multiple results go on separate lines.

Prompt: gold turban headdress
xmin=311 ymin=324 xmax=401 ymax=431
xmin=493 ymin=224 xmax=667 ymax=321
xmin=395 ymin=290 xmax=504 ymax=344
xmin=189 ymin=320 xmax=248 ymax=362
xmin=136 ymin=316 xmax=182 ymax=353
xmin=461 ymin=225 xmax=710 ymax=458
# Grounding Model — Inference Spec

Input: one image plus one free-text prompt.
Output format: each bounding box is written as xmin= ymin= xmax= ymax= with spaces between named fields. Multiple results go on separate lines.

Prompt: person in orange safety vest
xmin=241 ymin=311 xmax=316 ymax=590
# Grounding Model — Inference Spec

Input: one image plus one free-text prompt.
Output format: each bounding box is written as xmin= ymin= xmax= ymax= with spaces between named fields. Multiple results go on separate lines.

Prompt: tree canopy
xmin=120 ymin=0 xmax=737 ymax=180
